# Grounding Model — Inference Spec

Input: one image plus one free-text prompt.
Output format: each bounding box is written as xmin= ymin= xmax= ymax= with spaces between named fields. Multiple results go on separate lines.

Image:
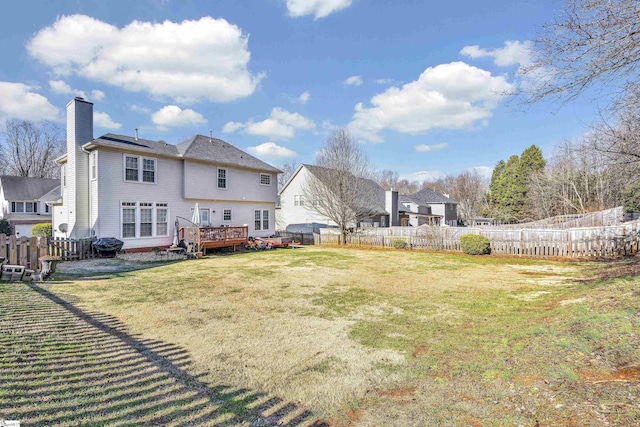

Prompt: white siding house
xmin=277 ymin=164 xmax=399 ymax=232
xmin=53 ymin=97 xmax=281 ymax=249
xmin=0 ymin=176 xmax=59 ymax=237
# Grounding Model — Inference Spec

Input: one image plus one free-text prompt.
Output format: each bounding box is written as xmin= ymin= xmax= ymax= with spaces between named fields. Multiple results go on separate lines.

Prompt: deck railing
xmin=179 ymin=226 xmax=249 ymax=251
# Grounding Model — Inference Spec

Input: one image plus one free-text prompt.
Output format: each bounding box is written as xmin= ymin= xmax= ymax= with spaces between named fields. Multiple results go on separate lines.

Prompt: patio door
xmin=191 ymin=207 xmax=211 ymax=226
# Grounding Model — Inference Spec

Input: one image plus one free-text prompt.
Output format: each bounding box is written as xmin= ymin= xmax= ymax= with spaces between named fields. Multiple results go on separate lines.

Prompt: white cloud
xmin=376 ymin=78 xmax=395 ymax=85
xmin=0 ymin=82 xmax=60 ymax=121
xmin=50 ymin=80 xmax=106 ymax=102
xmin=223 ymin=107 xmax=315 ymax=140
xmin=401 ymin=170 xmax=446 ymax=182
xmin=460 ymin=40 xmax=532 ymax=68
xmin=94 ymin=111 xmax=121 ymax=129
xmin=151 ymin=105 xmax=207 ymax=130
xmin=28 ymin=15 xmax=262 ymax=103
xmin=130 ymin=104 xmax=151 ymax=114
xmin=348 ymin=61 xmax=515 ymax=142
xmin=247 ymin=142 xmax=297 ymax=160
xmin=415 ymin=143 xmax=448 ymax=152
xmin=465 ymin=166 xmax=493 ymax=180
xmin=49 ymin=80 xmax=86 ymax=98
xmin=344 ymin=75 xmax=363 ymax=87
xmin=285 ymin=0 xmax=352 ymax=19
xmin=91 ymin=90 xmax=106 ymax=101
xmin=222 ymin=121 xmax=244 ymax=133
xmin=296 ymin=91 xmax=310 ymax=104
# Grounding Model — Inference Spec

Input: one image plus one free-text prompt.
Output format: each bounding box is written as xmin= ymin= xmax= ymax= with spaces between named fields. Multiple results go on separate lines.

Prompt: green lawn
xmin=2 ymin=247 xmax=639 ymax=426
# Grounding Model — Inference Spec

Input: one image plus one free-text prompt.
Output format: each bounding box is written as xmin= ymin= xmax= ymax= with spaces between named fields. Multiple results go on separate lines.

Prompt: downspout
xmin=81 ymin=146 xmax=92 ymax=238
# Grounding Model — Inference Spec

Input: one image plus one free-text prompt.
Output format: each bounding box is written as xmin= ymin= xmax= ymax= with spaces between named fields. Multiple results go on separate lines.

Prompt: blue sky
xmin=0 ymin=0 xmax=600 ymax=181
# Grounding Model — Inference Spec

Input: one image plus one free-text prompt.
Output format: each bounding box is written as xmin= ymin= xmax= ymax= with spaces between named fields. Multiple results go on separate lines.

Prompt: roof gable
xmin=0 ymin=176 xmax=59 ymax=201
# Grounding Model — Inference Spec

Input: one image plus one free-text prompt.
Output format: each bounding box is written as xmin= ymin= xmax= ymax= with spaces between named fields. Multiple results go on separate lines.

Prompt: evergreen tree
xmin=489 ymin=145 xmax=546 ymax=222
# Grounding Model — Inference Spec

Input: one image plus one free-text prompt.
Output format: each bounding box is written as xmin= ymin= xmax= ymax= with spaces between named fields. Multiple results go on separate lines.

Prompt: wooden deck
xmin=179 ymin=226 xmax=248 ymax=252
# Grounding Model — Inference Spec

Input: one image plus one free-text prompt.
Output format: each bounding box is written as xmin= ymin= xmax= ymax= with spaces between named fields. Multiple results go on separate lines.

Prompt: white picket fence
xmin=315 ymin=219 xmax=640 ymax=258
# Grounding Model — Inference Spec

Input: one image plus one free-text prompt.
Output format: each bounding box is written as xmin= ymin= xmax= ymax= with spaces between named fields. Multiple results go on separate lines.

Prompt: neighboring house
xmin=399 ymin=188 xmax=458 ymax=226
xmin=277 ymin=164 xmax=399 ymax=231
xmin=53 ymin=97 xmax=281 ymax=249
xmin=0 ymin=176 xmax=59 ymax=237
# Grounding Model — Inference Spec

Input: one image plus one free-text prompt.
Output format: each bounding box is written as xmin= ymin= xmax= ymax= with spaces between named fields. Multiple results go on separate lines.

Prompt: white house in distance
xmin=277 ymin=164 xmax=458 ymax=231
xmin=0 ymin=176 xmax=59 ymax=237
xmin=53 ymin=97 xmax=281 ymax=249
xmin=399 ymin=188 xmax=458 ymax=226
xmin=277 ymin=164 xmax=400 ymax=232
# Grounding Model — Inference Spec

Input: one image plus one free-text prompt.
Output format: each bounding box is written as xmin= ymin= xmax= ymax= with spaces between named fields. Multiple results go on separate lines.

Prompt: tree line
xmin=0 ymin=119 xmax=64 ymax=179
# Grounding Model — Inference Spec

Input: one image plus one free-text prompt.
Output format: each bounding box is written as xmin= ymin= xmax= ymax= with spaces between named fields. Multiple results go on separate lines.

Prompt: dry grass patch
xmin=9 ymin=246 xmax=637 ymax=425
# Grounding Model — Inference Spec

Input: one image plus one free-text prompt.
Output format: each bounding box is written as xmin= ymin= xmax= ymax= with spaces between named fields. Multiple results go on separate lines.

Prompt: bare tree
xmin=303 ymin=129 xmax=379 ymax=244
xmin=451 ymin=171 xmax=489 ymax=225
xmin=521 ymin=0 xmax=640 ymax=107
xmin=376 ymin=169 xmax=399 ymax=191
xmin=277 ymin=159 xmax=298 ymax=190
xmin=1 ymin=119 xmax=64 ymax=178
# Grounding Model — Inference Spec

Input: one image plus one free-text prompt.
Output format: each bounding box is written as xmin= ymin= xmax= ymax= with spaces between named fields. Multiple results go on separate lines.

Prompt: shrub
xmin=622 ymin=182 xmax=640 ymax=213
xmin=31 ymin=223 xmax=53 ymax=237
xmin=0 ymin=219 xmax=11 ymax=235
xmin=393 ymin=239 xmax=408 ymax=249
xmin=460 ymin=234 xmax=490 ymax=255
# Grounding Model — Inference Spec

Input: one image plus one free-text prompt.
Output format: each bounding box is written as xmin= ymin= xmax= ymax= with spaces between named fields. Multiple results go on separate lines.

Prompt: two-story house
xmin=277 ymin=164 xmax=399 ymax=232
xmin=399 ymin=188 xmax=458 ymax=226
xmin=0 ymin=175 xmax=59 ymax=237
xmin=53 ymin=97 xmax=281 ymax=249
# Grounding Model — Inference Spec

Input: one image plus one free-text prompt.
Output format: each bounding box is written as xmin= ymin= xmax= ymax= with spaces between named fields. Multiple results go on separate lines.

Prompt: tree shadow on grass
xmin=0 ymin=283 xmax=323 ymax=426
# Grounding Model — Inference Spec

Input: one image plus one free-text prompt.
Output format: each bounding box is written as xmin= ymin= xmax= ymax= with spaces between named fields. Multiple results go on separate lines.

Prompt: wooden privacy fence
xmin=316 ymin=221 xmax=640 ymax=258
xmin=0 ymin=234 xmax=95 ymax=271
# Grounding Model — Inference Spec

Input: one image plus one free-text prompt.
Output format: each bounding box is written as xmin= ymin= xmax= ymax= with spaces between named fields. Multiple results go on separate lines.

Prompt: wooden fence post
xmin=0 ymin=234 xmax=6 ymax=260
xmin=30 ymin=237 xmax=38 ymax=270
xmin=9 ymin=235 xmax=17 ymax=264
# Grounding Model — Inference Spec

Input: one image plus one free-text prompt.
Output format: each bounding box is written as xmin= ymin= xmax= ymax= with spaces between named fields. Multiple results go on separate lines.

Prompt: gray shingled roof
xmin=0 ymin=176 xmax=59 ymax=201
xmin=176 ymin=135 xmax=281 ymax=173
xmin=400 ymin=187 xmax=457 ymax=205
xmin=86 ymin=133 xmax=281 ymax=173
xmin=303 ymin=164 xmax=388 ymax=215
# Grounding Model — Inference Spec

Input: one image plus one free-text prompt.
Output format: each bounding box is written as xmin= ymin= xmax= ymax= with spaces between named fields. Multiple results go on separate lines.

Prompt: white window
xmin=156 ymin=203 xmax=168 ymax=236
xmin=223 ymin=208 xmax=232 ymax=222
xmin=142 ymin=158 xmax=155 ymax=183
xmin=139 ymin=203 xmax=153 ymax=237
xmin=11 ymin=202 xmax=37 ymax=213
xmin=124 ymin=155 xmax=156 ymax=184
xmin=217 ymin=168 xmax=227 ymax=189
xmin=294 ymin=195 xmax=304 ymax=206
xmin=91 ymin=151 xmax=97 ymax=180
xmin=121 ymin=203 xmax=136 ymax=238
xmin=124 ymin=156 xmax=138 ymax=182
xmin=121 ymin=202 xmax=169 ymax=239
xmin=45 ymin=204 xmax=50 ymax=214
xmin=260 ymin=173 xmax=271 ymax=186
xmin=254 ymin=209 xmax=269 ymax=231
xmin=254 ymin=210 xmax=262 ymax=230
